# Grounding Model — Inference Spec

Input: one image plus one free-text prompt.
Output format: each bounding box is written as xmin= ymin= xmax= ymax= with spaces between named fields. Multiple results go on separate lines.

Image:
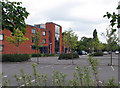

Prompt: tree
xmin=6 ymin=29 xmax=29 ymax=54
xmin=77 ymin=37 xmax=93 ymax=52
xmin=62 ymin=32 xmax=69 ymax=53
xmin=2 ymin=0 xmax=29 ymax=33
xmin=103 ymin=6 xmax=120 ymax=65
xmin=102 ymin=26 xmax=118 ymax=65
xmin=93 ymin=29 xmax=97 ymax=39
xmin=31 ymin=29 xmax=43 ymax=64
xmin=92 ymin=29 xmax=104 ymax=52
xmin=62 ymin=30 xmax=78 ymax=64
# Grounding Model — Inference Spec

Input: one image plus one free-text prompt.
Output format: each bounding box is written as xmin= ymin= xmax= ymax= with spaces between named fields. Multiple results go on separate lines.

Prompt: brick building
xmin=0 ymin=22 xmax=62 ymax=54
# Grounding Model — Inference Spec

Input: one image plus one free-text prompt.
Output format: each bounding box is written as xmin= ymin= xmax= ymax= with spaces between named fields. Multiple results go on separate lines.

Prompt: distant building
xmin=0 ymin=22 xmax=62 ymax=54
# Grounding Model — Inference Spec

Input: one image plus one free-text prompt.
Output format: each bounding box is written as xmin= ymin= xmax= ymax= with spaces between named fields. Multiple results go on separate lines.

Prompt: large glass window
xmin=55 ymin=25 xmax=60 ymax=34
xmin=55 ymin=25 xmax=60 ymax=53
xmin=0 ymin=45 xmax=3 ymax=52
xmin=43 ymin=39 xmax=46 ymax=44
xmin=0 ymin=34 xmax=3 ymax=41
xmin=32 ymin=28 xmax=36 ymax=34
xmin=43 ymin=31 xmax=46 ymax=36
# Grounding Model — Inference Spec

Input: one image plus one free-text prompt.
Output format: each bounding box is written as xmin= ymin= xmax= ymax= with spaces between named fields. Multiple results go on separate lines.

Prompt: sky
xmin=11 ymin=0 xmax=120 ymax=43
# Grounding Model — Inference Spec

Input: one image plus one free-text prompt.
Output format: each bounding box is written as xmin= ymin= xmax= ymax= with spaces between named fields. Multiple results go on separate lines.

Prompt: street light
xmin=50 ymin=43 xmax=52 ymax=54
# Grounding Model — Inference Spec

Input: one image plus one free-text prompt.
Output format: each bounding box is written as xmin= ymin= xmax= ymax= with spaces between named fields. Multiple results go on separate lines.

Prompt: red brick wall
xmin=46 ymin=23 xmax=55 ymax=53
xmin=1 ymin=25 xmax=49 ymax=54
xmin=0 ymin=22 xmax=62 ymax=54
xmin=59 ymin=26 xmax=62 ymax=53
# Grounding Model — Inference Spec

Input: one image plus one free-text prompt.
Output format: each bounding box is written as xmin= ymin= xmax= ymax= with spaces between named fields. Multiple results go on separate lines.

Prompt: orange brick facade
xmin=0 ymin=22 xmax=62 ymax=54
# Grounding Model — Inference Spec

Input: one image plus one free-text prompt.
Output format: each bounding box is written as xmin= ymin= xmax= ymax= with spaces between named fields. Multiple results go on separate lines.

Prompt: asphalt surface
xmin=1 ymin=53 xmax=119 ymax=86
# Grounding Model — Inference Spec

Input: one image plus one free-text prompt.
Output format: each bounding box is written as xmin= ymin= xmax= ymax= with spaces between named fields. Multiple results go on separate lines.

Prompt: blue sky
xmin=12 ymin=0 xmax=119 ymax=43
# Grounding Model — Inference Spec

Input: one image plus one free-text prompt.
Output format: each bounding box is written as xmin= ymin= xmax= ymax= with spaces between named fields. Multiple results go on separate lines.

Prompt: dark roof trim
xmin=46 ymin=22 xmax=61 ymax=27
xmin=26 ymin=24 xmax=49 ymax=31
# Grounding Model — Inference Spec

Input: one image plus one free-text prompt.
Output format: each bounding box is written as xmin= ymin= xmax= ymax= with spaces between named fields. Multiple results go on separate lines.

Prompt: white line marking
xmin=64 ymin=65 xmax=72 ymax=69
xmin=98 ymin=68 xmax=102 ymax=70
xmin=40 ymin=65 xmax=51 ymax=68
xmin=3 ymin=75 xmax=7 ymax=78
xmin=51 ymin=66 xmax=54 ymax=69
xmin=111 ymin=66 xmax=115 ymax=71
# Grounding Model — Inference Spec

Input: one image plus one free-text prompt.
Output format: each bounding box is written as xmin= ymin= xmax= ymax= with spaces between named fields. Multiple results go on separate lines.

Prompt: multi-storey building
xmin=0 ymin=22 xmax=62 ymax=54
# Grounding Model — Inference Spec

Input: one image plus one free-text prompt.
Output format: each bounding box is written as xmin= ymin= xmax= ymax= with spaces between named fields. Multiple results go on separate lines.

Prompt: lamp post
xmin=50 ymin=43 xmax=52 ymax=54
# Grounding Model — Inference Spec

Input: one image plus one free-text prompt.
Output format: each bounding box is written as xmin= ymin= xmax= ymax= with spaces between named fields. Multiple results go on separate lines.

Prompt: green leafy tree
xmin=77 ymin=37 xmax=93 ymax=51
xmin=102 ymin=27 xmax=118 ymax=65
xmin=86 ymin=39 xmax=94 ymax=53
xmin=62 ymin=30 xmax=78 ymax=64
xmin=93 ymin=29 xmax=104 ymax=52
xmin=62 ymin=32 xmax=69 ymax=53
xmin=2 ymin=0 xmax=29 ymax=33
xmin=31 ymin=29 xmax=43 ymax=64
xmin=6 ymin=29 xmax=29 ymax=54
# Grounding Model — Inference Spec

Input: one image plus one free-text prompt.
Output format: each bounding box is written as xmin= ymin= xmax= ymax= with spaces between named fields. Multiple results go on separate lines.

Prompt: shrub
xmin=2 ymin=54 xmax=31 ymax=62
xmin=93 ymin=52 xmax=103 ymax=56
xmin=32 ymin=53 xmax=41 ymax=57
xmin=31 ymin=53 xmax=55 ymax=57
xmin=47 ymin=54 xmax=55 ymax=56
xmin=58 ymin=53 xmax=79 ymax=60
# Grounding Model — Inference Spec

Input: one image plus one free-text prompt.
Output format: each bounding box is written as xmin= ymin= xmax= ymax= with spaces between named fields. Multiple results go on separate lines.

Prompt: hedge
xmin=2 ymin=54 xmax=31 ymax=62
xmin=58 ymin=53 xmax=79 ymax=60
xmin=31 ymin=53 xmax=55 ymax=57
xmin=92 ymin=52 xmax=103 ymax=56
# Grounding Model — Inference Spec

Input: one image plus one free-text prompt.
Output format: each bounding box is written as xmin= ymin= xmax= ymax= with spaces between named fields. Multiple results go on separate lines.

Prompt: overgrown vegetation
xmin=1 ymin=54 xmax=30 ymax=62
xmin=92 ymin=52 xmax=103 ymax=56
xmin=58 ymin=53 xmax=79 ymax=60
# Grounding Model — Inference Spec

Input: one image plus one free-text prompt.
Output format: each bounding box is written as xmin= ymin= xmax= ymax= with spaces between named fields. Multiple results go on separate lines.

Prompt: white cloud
xmin=10 ymin=0 xmax=120 ymax=43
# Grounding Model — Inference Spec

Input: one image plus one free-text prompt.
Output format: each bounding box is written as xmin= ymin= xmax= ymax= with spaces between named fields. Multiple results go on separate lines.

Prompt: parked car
xmin=103 ymin=51 xmax=108 ymax=55
xmin=108 ymin=51 xmax=112 ymax=54
xmin=115 ymin=51 xmax=119 ymax=54
xmin=78 ymin=50 xmax=87 ymax=55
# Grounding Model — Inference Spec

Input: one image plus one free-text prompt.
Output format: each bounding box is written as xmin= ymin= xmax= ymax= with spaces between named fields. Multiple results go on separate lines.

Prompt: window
xmin=31 ymin=37 xmax=35 ymax=43
xmin=55 ymin=25 xmax=60 ymax=53
xmin=31 ymin=45 xmax=36 ymax=50
xmin=43 ymin=39 xmax=46 ymax=44
xmin=32 ymin=28 xmax=36 ymax=34
xmin=0 ymin=45 xmax=3 ymax=52
xmin=43 ymin=31 xmax=46 ymax=36
xmin=0 ymin=34 xmax=3 ymax=41
xmin=55 ymin=25 xmax=60 ymax=34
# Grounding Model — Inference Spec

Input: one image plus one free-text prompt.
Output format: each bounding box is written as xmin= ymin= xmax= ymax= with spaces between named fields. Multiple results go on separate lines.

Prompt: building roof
xmin=46 ymin=22 xmax=61 ymax=27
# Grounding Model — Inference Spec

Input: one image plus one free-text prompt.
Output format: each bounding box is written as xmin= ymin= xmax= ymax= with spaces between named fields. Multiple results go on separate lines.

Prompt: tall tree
xmin=93 ymin=29 xmax=97 ymax=39
xmin=62 ymin=30 xmax=78 ymax=64
xmin=6 ymin=29 xmax=29 ymax=54
xmin=31 ymin=29 xmax=43 ymax=64
xmin=102 ymin=26 xmax=118 ymax=65
xmin=2 ymin=0 xmax=29 ymax=33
